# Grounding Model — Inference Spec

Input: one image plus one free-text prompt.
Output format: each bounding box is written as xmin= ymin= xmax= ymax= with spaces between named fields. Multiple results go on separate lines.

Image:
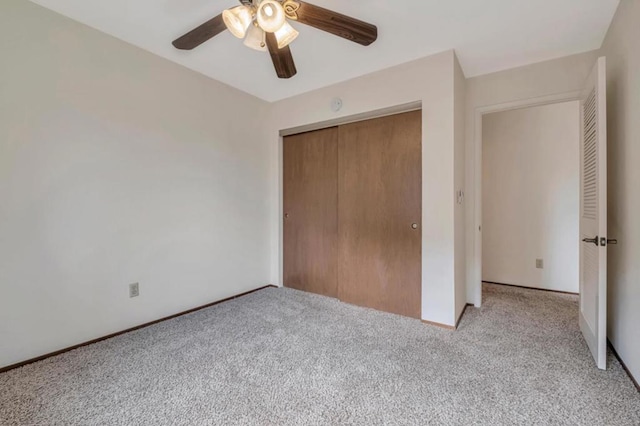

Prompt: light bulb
xmin=244 ymin=23 xmax=267 ymax=51
xmin=257 ymin=0 xmax=286 ymax=33
xmin=223 ymin=6 xmax=253 ymax=39
xmin=274 ymin=21 xmax=299 ymax=49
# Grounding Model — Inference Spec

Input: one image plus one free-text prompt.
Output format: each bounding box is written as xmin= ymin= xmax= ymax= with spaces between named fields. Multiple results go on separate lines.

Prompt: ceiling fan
xmin=172 ymin=0 xmax=378 ymax=79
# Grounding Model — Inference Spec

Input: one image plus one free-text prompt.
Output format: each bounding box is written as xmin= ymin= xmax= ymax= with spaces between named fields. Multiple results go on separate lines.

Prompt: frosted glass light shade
xmin=244 ymin=23 xmax=267 ymax=51
xmin=223 ymin=6 xmax=253 ymax=39
xmin=256 ymin=0 xmax=286 ymax=33
xmin=274 ymin=21 xmax=299 ymax=49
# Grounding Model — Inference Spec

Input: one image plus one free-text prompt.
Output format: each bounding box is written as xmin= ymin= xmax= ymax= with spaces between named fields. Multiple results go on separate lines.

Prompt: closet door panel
xmin=283 ymin=128 xmax=339 ymax=298
xmin=337 ymin=111 xmax=422 ymax=318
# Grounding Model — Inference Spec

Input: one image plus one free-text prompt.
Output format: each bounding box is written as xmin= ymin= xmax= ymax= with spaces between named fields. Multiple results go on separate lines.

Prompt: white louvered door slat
xmin=579 ymin=57 xmax=607 ymax=370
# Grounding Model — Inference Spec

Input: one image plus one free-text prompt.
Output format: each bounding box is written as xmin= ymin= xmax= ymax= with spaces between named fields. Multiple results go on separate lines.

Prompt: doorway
xmin=470 ymin=58 xmax=608 ymax=369
xmin=481 ymin=101 xmax=581 ymax=294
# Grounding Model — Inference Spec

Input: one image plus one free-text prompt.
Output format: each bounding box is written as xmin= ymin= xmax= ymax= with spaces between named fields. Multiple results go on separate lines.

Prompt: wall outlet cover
xmin=129 ymin=282 xmax=140 ymax=298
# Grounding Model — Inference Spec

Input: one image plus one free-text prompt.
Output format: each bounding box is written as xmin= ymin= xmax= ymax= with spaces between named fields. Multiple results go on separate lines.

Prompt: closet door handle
xmin=411 ymin=223 xmax=419 ymax=230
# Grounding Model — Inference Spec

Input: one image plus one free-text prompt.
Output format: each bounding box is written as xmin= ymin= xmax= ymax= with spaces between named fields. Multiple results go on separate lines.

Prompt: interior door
xmin=579 ymin=57 xmax=608 ymax=370
xmin=337 ymin=110 xmax=422 ymax=319
xmin=283 ymin=127 xmax=339 ymax=298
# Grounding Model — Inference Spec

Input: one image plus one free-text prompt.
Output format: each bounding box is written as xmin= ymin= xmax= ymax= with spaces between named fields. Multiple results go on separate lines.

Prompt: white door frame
xmin=470 ymin=90 xmax=582 ymax=306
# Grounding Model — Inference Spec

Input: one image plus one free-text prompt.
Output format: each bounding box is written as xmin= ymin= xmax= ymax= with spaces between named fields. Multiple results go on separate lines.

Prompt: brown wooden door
xmin=283 ymin=127 xmax=339 ymax=298
xmin=337 ymin=111 xmax=422 ymax=318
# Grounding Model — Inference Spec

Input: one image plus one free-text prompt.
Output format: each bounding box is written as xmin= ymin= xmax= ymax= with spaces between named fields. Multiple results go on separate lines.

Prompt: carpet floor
xmin=1 ymin=283 xmax=639 ymax=425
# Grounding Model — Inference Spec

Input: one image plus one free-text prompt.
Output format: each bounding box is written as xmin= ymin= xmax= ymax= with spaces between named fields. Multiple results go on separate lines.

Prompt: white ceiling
xmin=29 ymin=0 xmax=619 ymax=102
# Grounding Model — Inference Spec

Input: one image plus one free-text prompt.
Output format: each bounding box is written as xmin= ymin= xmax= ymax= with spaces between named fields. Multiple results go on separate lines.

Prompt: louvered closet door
xmin=283 ymin=128 xmax=339 ymax=298
xmin=579 ymin=57 xmax=608 ymax=370
xmin=337 ymin=111 xmax=422 ymax=319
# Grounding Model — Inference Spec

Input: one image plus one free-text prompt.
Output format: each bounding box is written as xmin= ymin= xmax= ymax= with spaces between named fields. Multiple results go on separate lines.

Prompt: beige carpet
xmin=1 ymin=283 xmax=639 ymax=425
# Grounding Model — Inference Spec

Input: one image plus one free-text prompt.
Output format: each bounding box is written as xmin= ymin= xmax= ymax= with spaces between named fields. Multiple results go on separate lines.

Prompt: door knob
xmin=412 ymin=223 xmax=419 ymax=230
xmin=582 ymin=236 xmax=599 ymax=246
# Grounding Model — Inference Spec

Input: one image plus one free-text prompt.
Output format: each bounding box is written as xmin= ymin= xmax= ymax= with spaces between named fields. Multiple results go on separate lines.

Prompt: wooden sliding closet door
xmin=338 ymin=110 xmax=422 ymax=318
xmin=283 ymin=127 xmax=339 ymax=298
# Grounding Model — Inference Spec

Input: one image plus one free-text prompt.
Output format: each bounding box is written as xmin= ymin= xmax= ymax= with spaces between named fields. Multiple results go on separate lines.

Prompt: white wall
xmin=0 ymin=0 xmax=271 ymax=368
xmin=465 ymin=50 xmax=600 ymax=306
xmin=268 ymin=51 xmax=460 ymax=326
xmin=600 ymin=0 xmax=640 ymax=384
xmin=482 ymin=102 xmax=580 ymax=293
xmin=454 ymin=56 xmax=467 ymax=321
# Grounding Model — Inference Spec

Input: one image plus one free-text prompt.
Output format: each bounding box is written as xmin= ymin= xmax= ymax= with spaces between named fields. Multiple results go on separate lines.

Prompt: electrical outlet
xmin=536 ymin=259 xmax=544 ymax=269
xmin=129 ymin=282 xmax=139 ymax=298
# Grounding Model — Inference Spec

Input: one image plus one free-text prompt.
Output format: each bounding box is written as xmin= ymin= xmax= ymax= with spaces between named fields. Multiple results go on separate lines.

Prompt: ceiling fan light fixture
xmin=256 ymin=0 xmax=286 ymax=33
xmin=222 ymin=6 xmax=253 ymax=39
xmin=244 ymin=23 xmax=267 ymax=51
xmin=274 ymin=21 xmax=299 ymax=49
xmin=173 ymin=0 xmax=378 ymax=80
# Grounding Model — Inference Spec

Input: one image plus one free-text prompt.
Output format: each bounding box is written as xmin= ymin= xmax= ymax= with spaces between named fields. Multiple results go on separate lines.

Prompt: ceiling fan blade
xmin=266 ymin=33 xmax=297 ymax=79
xmin=172 ymin=14 xmax=226 ymax=50
xmin=291 ymin=1 xmax=377 ymax=46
